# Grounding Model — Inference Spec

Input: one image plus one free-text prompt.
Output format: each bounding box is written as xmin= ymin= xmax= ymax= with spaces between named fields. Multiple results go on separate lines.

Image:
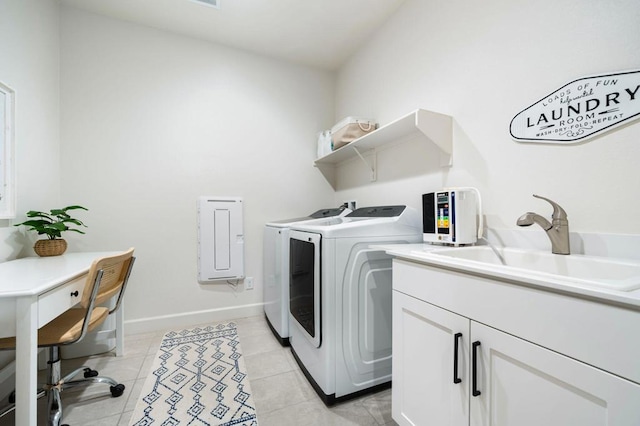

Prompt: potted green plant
xmin=14 ymin=205 xmax=88 ymax=256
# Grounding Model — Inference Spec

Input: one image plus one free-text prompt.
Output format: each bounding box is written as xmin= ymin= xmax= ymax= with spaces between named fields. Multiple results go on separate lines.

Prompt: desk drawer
xmin=38 ymin=274 xmax=86 ymax=327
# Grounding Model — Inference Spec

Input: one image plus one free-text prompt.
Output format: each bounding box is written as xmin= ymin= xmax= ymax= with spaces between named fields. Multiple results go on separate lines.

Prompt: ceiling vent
xmin=190 ymin=0 xmax=220 ymax=9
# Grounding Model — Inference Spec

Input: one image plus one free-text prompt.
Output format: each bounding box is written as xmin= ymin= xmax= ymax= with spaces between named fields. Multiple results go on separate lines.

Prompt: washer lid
xmin=310 ymin=207 xmax=348 ymax=218
xmin=265 ymin=206 xmax=349 ymax=227
xmin=290 ymin=205 xmax=422 ymax=239
xmin=346 ymin=205 xmax=406 ymax=218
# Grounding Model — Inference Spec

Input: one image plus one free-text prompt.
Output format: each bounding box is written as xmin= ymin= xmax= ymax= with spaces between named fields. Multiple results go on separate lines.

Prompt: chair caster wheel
xmin=83 ymin=368 xmax=99 ymax=378
xmin=110 ymin=384 xmax=125 ymax=397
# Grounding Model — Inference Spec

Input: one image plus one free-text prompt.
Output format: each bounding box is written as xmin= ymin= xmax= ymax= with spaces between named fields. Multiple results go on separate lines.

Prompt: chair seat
xmin=0 ymin=307 xmax=109 ymax=350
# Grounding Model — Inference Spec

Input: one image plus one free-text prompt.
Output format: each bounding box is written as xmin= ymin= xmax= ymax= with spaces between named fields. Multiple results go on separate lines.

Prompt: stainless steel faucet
xmin=517 ymin=194 xmax=570 ymax=255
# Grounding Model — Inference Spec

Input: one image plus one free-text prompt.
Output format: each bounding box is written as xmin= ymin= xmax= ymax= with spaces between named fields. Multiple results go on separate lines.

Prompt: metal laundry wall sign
xmin=510 ymin=70 xmax=640 ymax=143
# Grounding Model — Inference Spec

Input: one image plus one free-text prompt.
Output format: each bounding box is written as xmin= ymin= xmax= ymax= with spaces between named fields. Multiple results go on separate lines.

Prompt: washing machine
xmin=263 ymin=207 xmax=350 ymax=345
xmin=288 ymin=205 xmax=422 ymax=405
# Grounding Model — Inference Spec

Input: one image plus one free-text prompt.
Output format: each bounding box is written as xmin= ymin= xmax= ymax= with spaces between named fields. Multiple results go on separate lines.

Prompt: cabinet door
xmin=470 ymin=321 xmax=640 ymax=426
xmin=392 ymin=291 xmax=470 ymax=426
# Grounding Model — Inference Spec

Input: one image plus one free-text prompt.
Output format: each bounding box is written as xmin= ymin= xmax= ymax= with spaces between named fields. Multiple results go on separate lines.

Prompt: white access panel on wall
xmin=197 ymin=196 xmax=244 ymax=282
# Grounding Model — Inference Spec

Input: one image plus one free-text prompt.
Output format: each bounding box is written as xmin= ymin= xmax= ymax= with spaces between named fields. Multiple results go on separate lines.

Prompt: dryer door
xmin=289 ymin=230 xmax=321 ymax=348
xmin=340 ymin=246 xmax=394 ymax=392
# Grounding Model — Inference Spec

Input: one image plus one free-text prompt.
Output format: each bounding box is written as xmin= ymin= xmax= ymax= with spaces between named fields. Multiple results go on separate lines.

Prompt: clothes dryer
xmin=288 ymin=205 xmax=422 ymax=404
xmin=263 ymin=207 xmax=350 ymax=345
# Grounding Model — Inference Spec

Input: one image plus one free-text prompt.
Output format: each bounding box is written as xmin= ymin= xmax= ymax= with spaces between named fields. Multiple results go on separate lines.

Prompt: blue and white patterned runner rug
xmin=129 ymin=323 xmax=258 ymax=425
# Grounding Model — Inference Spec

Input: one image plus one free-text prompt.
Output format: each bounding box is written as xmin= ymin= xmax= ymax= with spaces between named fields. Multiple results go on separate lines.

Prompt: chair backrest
xmin=75 ymin=248 xmax=135 ymax=342
xmin=80 ymin=248 xmax=135 ymax=308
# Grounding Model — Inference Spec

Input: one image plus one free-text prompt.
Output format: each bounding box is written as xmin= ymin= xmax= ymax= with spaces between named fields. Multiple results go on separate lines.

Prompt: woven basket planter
xmin=34 ymin=239 xmax=68 ymax=257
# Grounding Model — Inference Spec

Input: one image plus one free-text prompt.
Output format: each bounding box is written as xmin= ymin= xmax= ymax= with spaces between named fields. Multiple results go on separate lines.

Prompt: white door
xmin=470 ymin=321 xmax=640 ymax=426
xmin=392 ymin=290 xmax=470 ymax=426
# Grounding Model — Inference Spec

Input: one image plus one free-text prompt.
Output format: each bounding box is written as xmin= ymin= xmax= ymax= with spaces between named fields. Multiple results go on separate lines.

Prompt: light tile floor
xmin=0 ymin=315 xmax=397 ymax=426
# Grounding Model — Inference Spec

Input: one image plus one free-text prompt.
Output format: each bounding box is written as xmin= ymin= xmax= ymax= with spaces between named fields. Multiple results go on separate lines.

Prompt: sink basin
xmin=419 ymin=246 xmax=640 ymax=292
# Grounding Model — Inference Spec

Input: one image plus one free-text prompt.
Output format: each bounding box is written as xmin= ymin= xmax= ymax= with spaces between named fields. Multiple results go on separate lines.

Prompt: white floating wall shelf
xmin=314 ymin=109 xmax=452 ymax=188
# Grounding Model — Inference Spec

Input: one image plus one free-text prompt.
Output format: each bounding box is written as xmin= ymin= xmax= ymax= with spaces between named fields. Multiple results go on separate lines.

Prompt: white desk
xmin=0 ymin=252 xmax=123 ymax=426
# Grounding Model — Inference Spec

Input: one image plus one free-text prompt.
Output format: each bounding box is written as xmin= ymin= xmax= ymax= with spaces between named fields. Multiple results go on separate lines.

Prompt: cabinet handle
xmin=70 ymin=291 xmax=79 ymax=297
xmin=453 ymin=332 xmax=462 ymax=384
xmin=472 ymin=341 xmax=481 ymax=397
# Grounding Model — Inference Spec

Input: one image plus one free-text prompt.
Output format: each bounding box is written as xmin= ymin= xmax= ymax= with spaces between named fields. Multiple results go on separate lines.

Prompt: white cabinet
xmin=392 ymin=291 xmax=469 ymax=426
xmin=392 ymin=261 xmax=640 ymax=426
xmin=470 ymin=321 xmax=640 ymax=426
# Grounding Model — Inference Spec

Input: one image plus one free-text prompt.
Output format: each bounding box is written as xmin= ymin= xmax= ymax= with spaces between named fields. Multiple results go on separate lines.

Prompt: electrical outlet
xmin=245 ymin=277 xmax=254 ymax=290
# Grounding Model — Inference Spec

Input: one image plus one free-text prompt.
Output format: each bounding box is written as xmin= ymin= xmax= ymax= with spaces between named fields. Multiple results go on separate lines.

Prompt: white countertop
xmin=376 ymin=243 xmax=640 ymax=310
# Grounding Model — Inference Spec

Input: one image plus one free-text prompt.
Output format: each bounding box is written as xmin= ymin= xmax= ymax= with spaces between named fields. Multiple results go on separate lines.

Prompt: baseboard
xmin=124 ymin=303 xmax=264 ymax=335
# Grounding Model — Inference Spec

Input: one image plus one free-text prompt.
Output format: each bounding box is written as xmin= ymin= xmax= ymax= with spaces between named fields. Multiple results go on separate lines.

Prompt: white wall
xmin=59 ymin=7 xmax=336 ymax=332
xmin=334 ymin=0 xmax=640 ymax=236
xmin=0 ymin=0 xmax=61 ymax=261
xmin=0 ymin=0 xmax=61 ymax=396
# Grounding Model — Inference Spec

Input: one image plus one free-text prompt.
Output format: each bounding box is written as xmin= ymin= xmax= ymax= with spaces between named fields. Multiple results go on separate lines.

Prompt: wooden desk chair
xmin=0 ymin=248 xmax=135 ymax=426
